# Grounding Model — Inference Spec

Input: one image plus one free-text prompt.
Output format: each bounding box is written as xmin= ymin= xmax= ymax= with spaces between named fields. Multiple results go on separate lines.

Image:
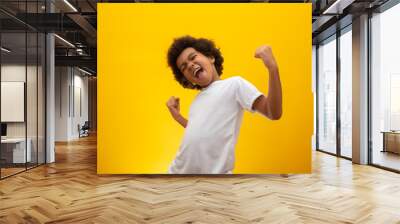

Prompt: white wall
xmin=55 ymin=66 xmax=70 ymax=141
xmin=312 ymin=45 xmax=316 ymax=151
xmin=55 ymin=67 xmax=89 ymax=141
xmin=73 ymin=72 xmax=89 ymax=138
xmin=1 ymin=65 xmax=37 ymax=137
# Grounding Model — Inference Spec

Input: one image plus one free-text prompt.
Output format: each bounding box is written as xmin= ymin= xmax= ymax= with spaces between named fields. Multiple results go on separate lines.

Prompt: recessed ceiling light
xmin=54 ymin=34 xmax=75 ymax=48
xmin=1 ymin=47 xmax=11 ymax=53
xmin=63 ymin=0 xmax=78 ymax=12
xmin=77 ymin=67 xmax=93 ymax=76
xmin=323 ymin=0 xmax=354 ymax=15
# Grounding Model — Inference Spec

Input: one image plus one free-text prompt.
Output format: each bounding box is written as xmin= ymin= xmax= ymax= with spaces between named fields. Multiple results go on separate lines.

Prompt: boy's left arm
xmin=252 ymin=45 xmax=282 ymax=120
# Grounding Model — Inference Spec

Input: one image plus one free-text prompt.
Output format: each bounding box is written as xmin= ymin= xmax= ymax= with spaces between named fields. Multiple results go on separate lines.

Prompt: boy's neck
xmin=205 ymin=72 xmax=220 ymax=88
xmin=212 ymin=74 xmax=220 ymax=82
xmin=211 ymin=68 xmax=220 ymax=81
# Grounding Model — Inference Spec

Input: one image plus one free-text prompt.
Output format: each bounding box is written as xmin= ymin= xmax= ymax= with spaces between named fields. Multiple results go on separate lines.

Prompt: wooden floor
xmin=1 ymin=163 xmax=45 ymax=178
xmin=1 ymin=167 xmax=26 ymax=178
xmin=372 ymin=150 xmax=400 ymax=171
xmin=1 ymin=135 xmax=400 ymax=223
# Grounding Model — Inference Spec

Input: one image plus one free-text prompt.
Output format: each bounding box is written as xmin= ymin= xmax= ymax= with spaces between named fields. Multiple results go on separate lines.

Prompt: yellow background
xmin=98 ymin=3 xmax=312 ymax=174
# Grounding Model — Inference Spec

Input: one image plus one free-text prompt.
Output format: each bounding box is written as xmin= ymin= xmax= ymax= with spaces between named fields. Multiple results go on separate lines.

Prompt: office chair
xmin=79 ymin=121 xmax=90 ymax=138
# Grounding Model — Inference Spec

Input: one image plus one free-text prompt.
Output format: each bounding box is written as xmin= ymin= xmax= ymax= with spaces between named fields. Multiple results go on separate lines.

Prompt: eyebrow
xmin=179 ymin=52 xmax=196 ymax=71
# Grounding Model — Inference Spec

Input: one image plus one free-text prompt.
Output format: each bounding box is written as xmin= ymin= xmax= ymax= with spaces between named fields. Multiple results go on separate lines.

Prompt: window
xmin=339 ymin=28 xmax=352 ymax=158
xmin=317 ymin=35 xmax=337 ymax=154
xmin=371 ymin=2 xmax=400 ymax=171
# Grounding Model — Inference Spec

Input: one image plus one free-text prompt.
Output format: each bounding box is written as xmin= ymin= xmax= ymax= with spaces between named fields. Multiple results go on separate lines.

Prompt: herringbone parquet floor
xmin=1 ymin=134 xmax=400 ymax=223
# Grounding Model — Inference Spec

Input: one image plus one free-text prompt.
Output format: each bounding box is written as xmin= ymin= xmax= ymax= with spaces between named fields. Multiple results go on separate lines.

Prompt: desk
xmin=381 ymin=131 xmax=400 ymax=154
xmin=1 ymin=138 xmax=31 ymax=163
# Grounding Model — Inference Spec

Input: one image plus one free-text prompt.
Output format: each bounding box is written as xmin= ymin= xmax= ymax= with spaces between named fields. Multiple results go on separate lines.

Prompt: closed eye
xmin=180 ymin=63 xmax=187 ymax=72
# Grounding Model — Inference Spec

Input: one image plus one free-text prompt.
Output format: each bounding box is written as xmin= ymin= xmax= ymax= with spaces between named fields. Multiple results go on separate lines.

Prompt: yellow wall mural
xmin=98 ymin=3 xmax=312 ymax=174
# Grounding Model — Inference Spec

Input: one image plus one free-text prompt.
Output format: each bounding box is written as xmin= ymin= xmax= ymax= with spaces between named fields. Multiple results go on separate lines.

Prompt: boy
xmin=166 ymin=36 xmax=282 ymax=174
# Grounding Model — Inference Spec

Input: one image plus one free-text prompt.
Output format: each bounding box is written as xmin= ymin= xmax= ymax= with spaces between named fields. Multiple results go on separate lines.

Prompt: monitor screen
xmin=1 ymin=123 xmax=7 ymax=137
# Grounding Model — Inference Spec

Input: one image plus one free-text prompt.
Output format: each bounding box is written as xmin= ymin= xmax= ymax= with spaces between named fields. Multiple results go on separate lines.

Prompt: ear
xmin=208 ymin=56 xmax=215 ymax=64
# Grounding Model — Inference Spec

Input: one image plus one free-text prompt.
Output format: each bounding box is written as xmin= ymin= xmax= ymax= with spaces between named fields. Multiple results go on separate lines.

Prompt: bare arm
xmin=252 ymin=45 xmax=282 ymax=120
xmin=166 ymin=96 xmax=188 ymax=128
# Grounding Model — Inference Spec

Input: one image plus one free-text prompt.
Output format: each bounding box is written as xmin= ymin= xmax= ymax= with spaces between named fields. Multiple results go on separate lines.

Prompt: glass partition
xmin=317 ymin=35 xmax=337 ymax=154
xmin=0 ymin=1 xmax=46 ymax=179
xmin=1 ymin=30 xmax=28 ymax=177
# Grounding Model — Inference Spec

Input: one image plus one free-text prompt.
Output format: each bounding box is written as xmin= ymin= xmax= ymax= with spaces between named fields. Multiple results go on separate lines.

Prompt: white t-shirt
xmin=168 ymin=76 xmax=263 ymax=174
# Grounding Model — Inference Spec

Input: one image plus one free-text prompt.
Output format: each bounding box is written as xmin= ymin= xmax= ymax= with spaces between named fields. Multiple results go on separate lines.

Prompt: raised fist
xmin=254 ymin=45 xmax=277 ymax=69
xmin=166 ymin=96 xmax=180 ymax=116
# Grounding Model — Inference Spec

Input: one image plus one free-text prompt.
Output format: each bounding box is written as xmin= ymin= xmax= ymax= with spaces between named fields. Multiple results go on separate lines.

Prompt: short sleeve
xmin=234 ymin=77 xmax=263 ymax=113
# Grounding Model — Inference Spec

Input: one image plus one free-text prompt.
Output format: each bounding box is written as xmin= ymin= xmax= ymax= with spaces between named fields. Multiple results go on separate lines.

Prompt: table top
xmin=381 ymin=131 xmax=400 ymax=134
xmin=1 ymin=138 xmax=29 ymax=143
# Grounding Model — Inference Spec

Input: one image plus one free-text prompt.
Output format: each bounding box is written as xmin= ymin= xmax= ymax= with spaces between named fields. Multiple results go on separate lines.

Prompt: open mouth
xmin=193 ymin=67 xmax=203 ymax=78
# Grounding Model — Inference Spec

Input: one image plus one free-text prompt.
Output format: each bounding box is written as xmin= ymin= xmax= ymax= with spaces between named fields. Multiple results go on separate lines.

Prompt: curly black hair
xmin=167 ymin=36 xmax=224 ymax=90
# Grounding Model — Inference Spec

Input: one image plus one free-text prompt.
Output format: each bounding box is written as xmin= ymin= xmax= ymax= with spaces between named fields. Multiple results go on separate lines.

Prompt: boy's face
xmin=176 ymin=47 xmax=217 ymax=88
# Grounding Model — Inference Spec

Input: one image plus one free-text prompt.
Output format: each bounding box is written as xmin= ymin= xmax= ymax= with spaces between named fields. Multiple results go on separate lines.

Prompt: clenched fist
xmin=254 ymin=45 xmax=277 ymax=70
xmin=166 ymin=96 xmax=180 ymax=116
xmin=166 ymin=96 xmax=188 ymax=128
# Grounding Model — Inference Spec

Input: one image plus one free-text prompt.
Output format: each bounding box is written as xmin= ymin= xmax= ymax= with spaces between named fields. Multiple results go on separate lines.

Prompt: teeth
xmin=193 ymin=67 xmax=201 ymax=77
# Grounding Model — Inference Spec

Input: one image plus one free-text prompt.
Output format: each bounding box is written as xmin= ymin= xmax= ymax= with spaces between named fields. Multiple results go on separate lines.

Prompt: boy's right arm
xmin=166 ymin=96 xmax=188 ymax=128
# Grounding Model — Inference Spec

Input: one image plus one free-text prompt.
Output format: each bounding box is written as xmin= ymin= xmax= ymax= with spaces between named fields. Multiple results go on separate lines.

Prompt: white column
xmin=352 ymin=14 xmax=369 ymax=164
xmin=46 ymin=32 xmax=55 ymax=163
